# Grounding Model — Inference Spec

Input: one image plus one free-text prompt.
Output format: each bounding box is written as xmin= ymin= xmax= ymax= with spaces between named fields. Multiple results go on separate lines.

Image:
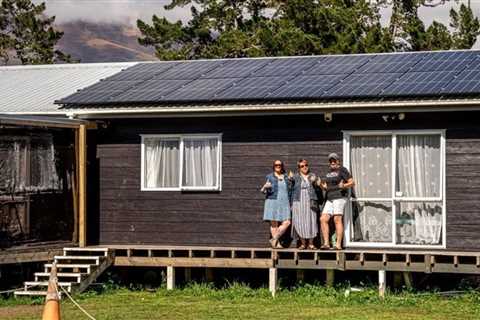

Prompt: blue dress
xmin=263 ymin=178 xmax=291 ymax=222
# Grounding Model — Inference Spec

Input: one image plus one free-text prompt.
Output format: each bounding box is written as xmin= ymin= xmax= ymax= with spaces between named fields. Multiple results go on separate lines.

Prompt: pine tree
xmin=137 ymin=0 xmax=394 ymax=60
xmin=0 ymin=0 xmax=71 ymax=65
xmin=450 ymin=3 xmax=480 ymax=49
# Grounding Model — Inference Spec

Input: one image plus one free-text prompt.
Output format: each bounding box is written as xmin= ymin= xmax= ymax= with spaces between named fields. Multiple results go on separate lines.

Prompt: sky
xmin=38 ymin=0 xmax=479 ymax=27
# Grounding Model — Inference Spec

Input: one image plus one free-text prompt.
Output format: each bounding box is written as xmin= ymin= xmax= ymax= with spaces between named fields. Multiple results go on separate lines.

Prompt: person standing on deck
xmin=290 ymin=159 xmax=322 ymax=250
xmin=320 ymin=153 xmax=355 ymax=250
xmin=261 ymin=160 xmax=292 ymax=248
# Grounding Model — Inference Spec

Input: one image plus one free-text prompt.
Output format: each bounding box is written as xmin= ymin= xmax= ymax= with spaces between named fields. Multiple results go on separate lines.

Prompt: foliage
xmin=0 ymin=0 xmax=71 ymax=65
xmin=2 ymin=283 xmax=480 ymax=319
xmin=138 ymin=0 xmax=480 ymax=60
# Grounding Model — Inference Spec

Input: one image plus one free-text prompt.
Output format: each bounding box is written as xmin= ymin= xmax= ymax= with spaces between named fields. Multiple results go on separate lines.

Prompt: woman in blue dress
xmin=261 ymin=160 xmax=292 ymax=248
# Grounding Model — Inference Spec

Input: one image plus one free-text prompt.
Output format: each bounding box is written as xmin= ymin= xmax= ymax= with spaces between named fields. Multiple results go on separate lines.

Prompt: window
xmin=343 ymin=131 xmax=445 ymax=248
xmin=0 ymin=135 xmax=61 ymax=193
xmin=141 ymin=134 xmax=222 ymax=191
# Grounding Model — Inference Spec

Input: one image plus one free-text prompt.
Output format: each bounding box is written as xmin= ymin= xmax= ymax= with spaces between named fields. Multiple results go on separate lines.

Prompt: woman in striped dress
xmin=291 ymin=159 xmax=322 ymax=250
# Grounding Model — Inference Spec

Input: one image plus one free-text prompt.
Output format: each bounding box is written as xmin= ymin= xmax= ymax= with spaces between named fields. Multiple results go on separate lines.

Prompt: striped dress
xmin=291 ymin=177 xmax=318 ymax=239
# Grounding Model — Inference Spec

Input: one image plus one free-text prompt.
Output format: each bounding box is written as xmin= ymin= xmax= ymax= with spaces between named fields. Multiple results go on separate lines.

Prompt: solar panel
xmin=162 ymin=78 xmax=240 ymax=101
xmin=382 ymin=71 xmax=457 ymax=96
xmin=153 ymin=60 xmax=225 ymax=80
xmin=442 ymin=68 xmax=480 ymax=94
xmin=413 ymin=51 xmax=477 ymax=72
xmin=57 ymin=50 xmax=480 ymax=106
xmin=251 ymin=57 xmax=321 ymax=77
xmin=110 ymin=79 xmax=191 ymax=102
xmin=304 ymin=55 xmax=372 ymax=75
xmin=268 ymin=74 xmax=347 ymax=99
xmin=356 ymin=53 xmax=426 ymax=73
xmin=201 ymin=59 xmax=273 ymax=78
xmin=212 ymin=76 xmax=290 ymax=100
xmin=323 ymin=73 xmax=402 ymax=98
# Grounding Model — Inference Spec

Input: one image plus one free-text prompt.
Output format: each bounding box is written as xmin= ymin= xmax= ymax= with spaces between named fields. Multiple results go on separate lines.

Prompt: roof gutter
xmin=64 ymin=98 xmax=480 ymax=119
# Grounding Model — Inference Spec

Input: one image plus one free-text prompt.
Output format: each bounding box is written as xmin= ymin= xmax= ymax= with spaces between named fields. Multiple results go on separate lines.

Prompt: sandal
xmin=298 ymin=244 xmax=306 ymax=250
xmin=334 ymin=245 xmax=343 ymax=250
xmin=320 ymin=245 xmax=331 ymax=250
xmin=308 ymin=245 xmax=317 ymax=250
xmin=275 ymin=241 xmax=284 ymax=249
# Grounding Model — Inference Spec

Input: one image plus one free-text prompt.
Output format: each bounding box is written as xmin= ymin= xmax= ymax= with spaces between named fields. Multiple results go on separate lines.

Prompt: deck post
xmin=378 ymin=270 xmax=386 ymax=299
xmin=205 ymin=268 xmax=214 ymax=282
xmin=326 ymin=269 xmax=335 ymax=287
xmin=269 ymin=268 xmax=278 ymax=297
xmin=78 ymin=124 xmax=87 ymax=247
xmin=184 ymin=268 xmax=192 ymax=283
xmin=403 ymin=272 xmax=413 ymax=289
xmin=296 ymin=270 xmax=305 ymax=282
xmin=167 ymin=266 xmax=175 ymax=290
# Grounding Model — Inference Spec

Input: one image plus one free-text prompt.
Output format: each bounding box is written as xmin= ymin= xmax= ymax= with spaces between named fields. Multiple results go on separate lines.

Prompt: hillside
xmin=56 ymin=20 xmax=157 ymax=63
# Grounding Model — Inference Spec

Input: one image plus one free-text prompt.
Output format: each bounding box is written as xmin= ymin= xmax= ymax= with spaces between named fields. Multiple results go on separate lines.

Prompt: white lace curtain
xmin=350 ymin=134 xmax=442 ymax=245
xmin=183 ymin=139 xmax=218 ymax=187
xmin=0 ymin=136 xmax=60 ymax=193
xmin=144 ymin=137 xmax=218 ymax=189
xmin=350 ymin=136 xmax=392 ymax=242
xmin=396 ymin=135 xmax=442 ymax=245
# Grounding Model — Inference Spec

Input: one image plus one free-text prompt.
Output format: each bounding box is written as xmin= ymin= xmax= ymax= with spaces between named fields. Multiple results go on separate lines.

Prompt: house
xmin=4 ymin=51 xmax=480 ymax=296
xmin=57 ymin=50 xmax=480 ymax=251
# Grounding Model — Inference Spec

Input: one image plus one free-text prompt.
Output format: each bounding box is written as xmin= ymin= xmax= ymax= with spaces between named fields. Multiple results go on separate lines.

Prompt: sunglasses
xmin=274 ymin=164 xmax=283 ymax=167
xmin=299 ymin=164 xmax=309 ymax=168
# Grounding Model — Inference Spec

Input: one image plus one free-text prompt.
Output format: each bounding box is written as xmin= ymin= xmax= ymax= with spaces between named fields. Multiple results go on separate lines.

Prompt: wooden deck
xmin=96 ymin=244 xmax=480 ymax=275
xmin=0 ymin=241 xmax=72 ymax=265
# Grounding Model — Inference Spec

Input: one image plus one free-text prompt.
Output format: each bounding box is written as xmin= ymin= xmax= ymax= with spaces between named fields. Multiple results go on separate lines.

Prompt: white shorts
xmin=322 ymin=198 xmax=347 ymax=216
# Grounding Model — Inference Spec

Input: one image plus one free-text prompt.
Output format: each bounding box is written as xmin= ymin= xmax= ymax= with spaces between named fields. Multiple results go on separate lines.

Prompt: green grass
xmin=2 ymin=283 xmax=480 ymax=320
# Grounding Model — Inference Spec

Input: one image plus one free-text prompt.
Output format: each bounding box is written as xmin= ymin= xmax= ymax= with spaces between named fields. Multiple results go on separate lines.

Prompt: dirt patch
xmin=0 ymin=305 xmax=42 ymax=319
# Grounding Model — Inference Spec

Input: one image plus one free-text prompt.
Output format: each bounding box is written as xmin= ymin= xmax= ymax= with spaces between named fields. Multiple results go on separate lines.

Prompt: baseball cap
xmin=328 ymin=153 xmax=340 ymax=161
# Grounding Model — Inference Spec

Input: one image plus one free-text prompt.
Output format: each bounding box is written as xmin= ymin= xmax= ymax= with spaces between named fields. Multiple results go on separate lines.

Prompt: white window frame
xmin=343 ymin=130 xmax=446 ymax=249
xmin=140 ymin=133 xmax=222 ymax=192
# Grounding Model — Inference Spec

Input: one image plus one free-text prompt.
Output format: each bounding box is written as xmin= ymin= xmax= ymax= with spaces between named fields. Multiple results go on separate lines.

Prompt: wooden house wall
xmin=93 ymin=111 xmax=480 ymax=250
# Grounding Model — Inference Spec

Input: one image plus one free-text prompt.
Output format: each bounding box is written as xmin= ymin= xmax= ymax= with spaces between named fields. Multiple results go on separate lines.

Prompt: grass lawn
xmin=1 ymin=284 xmax=480 ymax=320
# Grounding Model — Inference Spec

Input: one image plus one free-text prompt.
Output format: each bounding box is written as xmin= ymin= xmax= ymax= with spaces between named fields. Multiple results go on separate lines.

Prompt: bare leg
xmin=320 ymin=214 xmax=331 ymax=247
xmin=334 ymin=215 xmax=344 ymax=249
xmin=275 ymin=220 xmax=291 ymax=239
xmin=270 ymin=221 xmax=279 ymax=239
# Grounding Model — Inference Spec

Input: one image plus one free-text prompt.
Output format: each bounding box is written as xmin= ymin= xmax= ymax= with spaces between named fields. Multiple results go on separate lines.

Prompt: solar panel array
xmin=58 ymin=50 xmax=480 ymax=106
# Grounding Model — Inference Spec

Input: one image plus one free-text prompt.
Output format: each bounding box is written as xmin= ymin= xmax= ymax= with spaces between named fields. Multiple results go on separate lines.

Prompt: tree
xmin=385 ymin=0 xmax=479 ymax=51
xmin=450 ymin=3 xmax=480 ymax=49
xmin=137 ymin=0 xmax=394 ymax=60
xmin=0 ymin=0 xmax=71 ymax=65
xmin=138 ymin=0 xmax=480 ymax=60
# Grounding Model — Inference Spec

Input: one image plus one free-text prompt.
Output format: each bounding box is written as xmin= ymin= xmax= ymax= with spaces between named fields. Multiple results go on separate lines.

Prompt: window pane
xmin=350 ymin=135 xmax=392 ymax=198
xmin=183 ymin=138 xmax=218 ymax=188
xmin=396 ymin=202 xmax=442 ymax=245
xmin=351 ymin=201 xmax=392 ymax=243
xmin=396 ymin=135 xmax=441 ymax=198
xmin=30 ymin=136 xmax=61 ymax=191
xmin=0 ymin=138 xmax=28 ymax=192
xmin=144 ymin=138 xmax=180 ymax=188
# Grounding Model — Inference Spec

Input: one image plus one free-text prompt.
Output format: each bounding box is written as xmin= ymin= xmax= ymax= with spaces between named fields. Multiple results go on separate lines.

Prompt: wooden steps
xmin=14 ymin=247 xmax=113 ymax=298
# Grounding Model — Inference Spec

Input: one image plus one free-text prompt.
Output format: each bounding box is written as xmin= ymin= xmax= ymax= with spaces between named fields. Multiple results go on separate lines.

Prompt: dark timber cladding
xmin=96 ymin=111 xmax=480 ymax=250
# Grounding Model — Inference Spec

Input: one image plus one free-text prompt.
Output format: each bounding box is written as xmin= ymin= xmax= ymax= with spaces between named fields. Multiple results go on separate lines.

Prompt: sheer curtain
xmin=396 ymin=135 xmax=442 ymax=245
xmin=183 ymin=139 xmax=218 ymax=188
xmin=30 ymin=136 xmax=61 ymax=191
xmin=144 ymin=138 xmax=180 ymax=188
xmin=350 ymin=136 xmax=392 ymax=242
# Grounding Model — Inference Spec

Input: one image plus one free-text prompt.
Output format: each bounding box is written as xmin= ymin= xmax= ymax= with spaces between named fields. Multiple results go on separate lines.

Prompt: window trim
xmin=342 ymin=130 xmax=446 ymax=249
xmin=140 ymin=133 xmax=222 ymax=192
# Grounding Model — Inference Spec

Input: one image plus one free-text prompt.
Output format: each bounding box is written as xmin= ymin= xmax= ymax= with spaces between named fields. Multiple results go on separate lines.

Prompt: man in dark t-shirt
xmin=320 ymin=153 xmax=355 ymax=250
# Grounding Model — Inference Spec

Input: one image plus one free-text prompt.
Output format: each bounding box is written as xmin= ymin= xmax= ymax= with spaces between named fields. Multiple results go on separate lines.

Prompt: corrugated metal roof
xmin=0 ymin=62 xmax=138 ymax=114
